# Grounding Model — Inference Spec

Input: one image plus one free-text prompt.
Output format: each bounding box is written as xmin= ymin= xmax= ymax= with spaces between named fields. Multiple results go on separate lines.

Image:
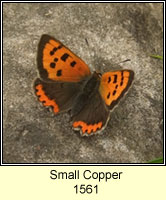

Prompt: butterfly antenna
xmin=117 ymin=59 xmax=131 ymax=64
xmin=85 ymin=38 xmax=89 ymax=47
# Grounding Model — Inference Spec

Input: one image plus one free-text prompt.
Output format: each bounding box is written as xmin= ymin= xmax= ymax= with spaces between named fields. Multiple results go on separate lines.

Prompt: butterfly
xmin=34 ymin=34 xmax=134 ymax=136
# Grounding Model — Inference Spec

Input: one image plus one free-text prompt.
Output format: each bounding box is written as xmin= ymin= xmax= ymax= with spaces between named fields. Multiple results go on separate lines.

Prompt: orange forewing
xmin=38 ymin=35 xmax=91 ymax=82
xmin=99 ymin=70 xmax=134 ymax=109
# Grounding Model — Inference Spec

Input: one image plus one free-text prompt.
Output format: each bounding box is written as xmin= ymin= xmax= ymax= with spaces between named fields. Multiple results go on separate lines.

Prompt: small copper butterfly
xmin=34 ymin=35 xmax=134 ymax=136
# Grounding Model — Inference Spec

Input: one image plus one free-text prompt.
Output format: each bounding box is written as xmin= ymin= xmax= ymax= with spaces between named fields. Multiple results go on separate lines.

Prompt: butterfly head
xmin=93 ymin=71 xmax=102 ymax=80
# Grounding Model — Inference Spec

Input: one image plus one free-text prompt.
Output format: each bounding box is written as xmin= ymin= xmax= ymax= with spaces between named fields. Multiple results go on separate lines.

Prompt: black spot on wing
xmin=107 ymin=92 xmax=111 ymax=99
xmin=50 ymin=47 xmax=59 ymax=56
xmin=70 ymin=61 xmax=76 ymax=67
xmin=113 ymin=75 xmax=117 ymax=83
xmin=120 ymin=71 xmax=124 ymax=86
xmin=54 ymin=58 xmax=58 ymax=62
xmin=57 ymin=70 xmax=62 ymax=76
xmin=50 ymin=51 xmax=54 ymax=56
xmin=53 ymin=47 xmax=58 ymax=51
xmin=61 ymin=53 xmax=69 ymax=62
xmin=113 ymin=90 xmax=116 ymax=96
xmin=50 ymin=62 xmax=56 ymax=68
xmin=58 ymin=45 xmax=62 ymax=49
xmin=108 ymin=76 xmax=111 ymax=83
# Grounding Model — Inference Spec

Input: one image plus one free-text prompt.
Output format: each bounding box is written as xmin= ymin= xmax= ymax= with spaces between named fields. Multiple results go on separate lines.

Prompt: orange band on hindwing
xmin=73 ymin=121 xmax=102 ymax=135
xmin=35 ymin=84 xmax=59 ymax=113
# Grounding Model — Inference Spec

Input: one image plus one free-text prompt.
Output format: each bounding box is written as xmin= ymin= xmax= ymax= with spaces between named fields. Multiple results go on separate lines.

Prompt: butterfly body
xmin=70 ymin=71 xmax=101 ymax=117
xmin=34 ymin=35 xmax=134 ymax=136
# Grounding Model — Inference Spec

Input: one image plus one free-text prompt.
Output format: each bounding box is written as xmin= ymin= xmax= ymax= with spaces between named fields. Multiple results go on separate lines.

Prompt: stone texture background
xmin=3 ymin=3 xmax=163 ymax=163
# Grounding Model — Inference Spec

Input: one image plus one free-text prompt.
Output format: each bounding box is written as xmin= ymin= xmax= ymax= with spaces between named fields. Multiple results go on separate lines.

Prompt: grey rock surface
xmin=3 ymin=3 xmax=163 ymax=163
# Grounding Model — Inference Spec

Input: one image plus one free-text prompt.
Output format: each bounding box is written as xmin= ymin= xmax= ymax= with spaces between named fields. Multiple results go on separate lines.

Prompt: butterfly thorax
xmin=83 ymin=71 xmax=101 ymax=95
